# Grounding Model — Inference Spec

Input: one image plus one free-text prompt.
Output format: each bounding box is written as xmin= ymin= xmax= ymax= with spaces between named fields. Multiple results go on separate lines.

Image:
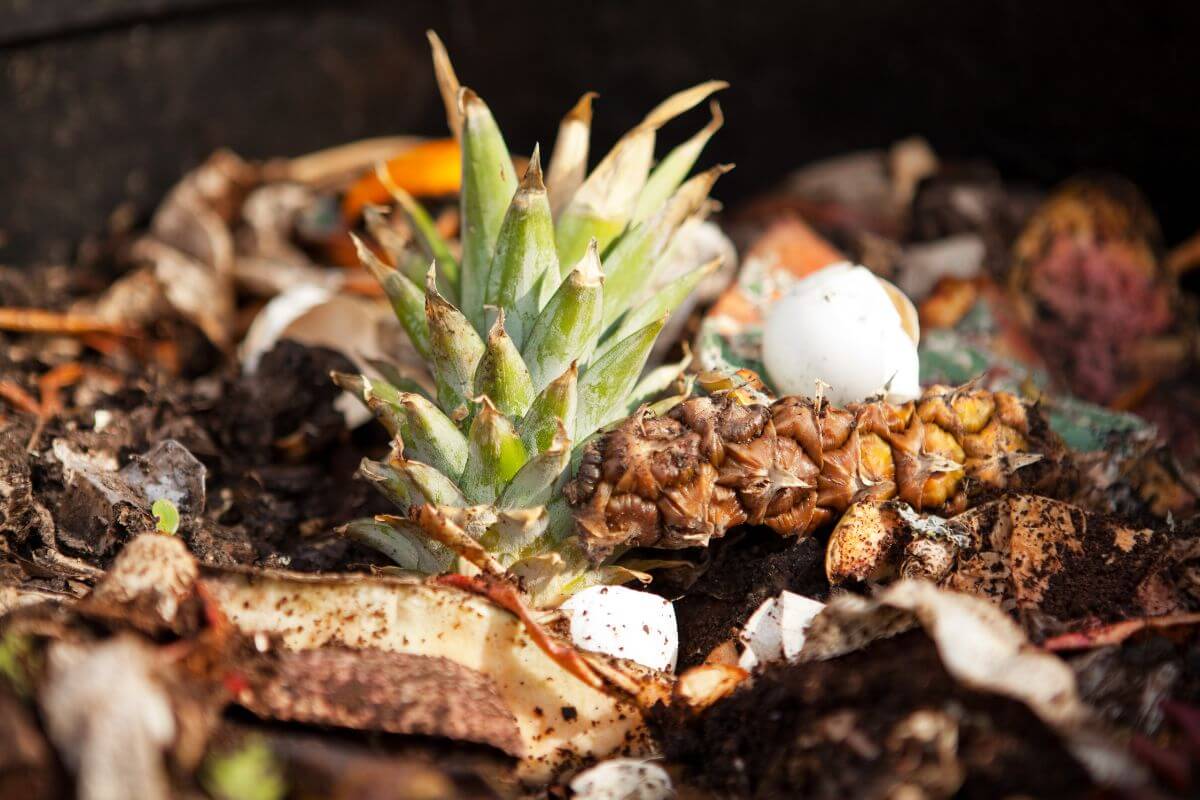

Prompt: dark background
xmin=2 ymin=0 xmax=1199 ymax=264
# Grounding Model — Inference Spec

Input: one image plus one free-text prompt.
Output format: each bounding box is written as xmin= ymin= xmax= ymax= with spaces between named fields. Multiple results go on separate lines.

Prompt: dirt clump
xmin=658 ymin=631 xmax=1094 ymax=799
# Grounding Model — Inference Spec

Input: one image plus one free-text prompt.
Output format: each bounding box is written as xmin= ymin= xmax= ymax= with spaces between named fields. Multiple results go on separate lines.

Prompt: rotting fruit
xmin=565 ymin=382 xmax=1073 ymax=560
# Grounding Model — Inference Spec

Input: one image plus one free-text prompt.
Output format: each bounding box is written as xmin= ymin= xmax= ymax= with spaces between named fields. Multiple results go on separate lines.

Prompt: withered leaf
xmin=237 ymin=647 xmax=522 ymax=757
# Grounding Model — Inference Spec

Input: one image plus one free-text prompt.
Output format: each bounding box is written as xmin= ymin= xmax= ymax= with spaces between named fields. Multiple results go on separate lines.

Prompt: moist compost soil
xmin=657 ymin=631 xmax=1096 ymax=799
xmin=1039 ymin=508 xmax=1169 ymax=626
xmin=1 ymin=325 xmax=393 ymax=589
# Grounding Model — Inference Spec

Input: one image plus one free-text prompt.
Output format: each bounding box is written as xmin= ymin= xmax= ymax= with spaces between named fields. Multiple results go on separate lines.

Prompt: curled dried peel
xmin=566 ymin=385 xmax=1071 ymax=561
xmin=201 ymin=568 xmax=668 ymax=783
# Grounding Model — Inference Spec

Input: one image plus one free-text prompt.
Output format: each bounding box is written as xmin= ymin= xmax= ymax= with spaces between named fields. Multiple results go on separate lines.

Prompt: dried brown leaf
xmin=237 ymin=647 xmax=522 ymax=756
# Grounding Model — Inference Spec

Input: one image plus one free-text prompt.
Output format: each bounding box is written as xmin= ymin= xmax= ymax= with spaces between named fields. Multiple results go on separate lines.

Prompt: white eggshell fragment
xmin=779 ymin=592 xmax=827 ymax=661
xmin=570 ymin=759 xmax=673 ymax=800
xmin=737 ymin=594 xmax=783 ymax=671
xmin=762 ymin=262 xmax=921 ymax=405
xmin=560 ymin=586 xmax=678 ymax=673
xmin=737 ymin=590 xmax=826 ymax=671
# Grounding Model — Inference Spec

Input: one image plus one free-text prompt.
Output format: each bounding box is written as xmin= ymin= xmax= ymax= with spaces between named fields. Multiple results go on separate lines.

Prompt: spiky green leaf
xmin=425 ymin=268 xmax=485 ymax=414
xmin=622 ymin=350 xmax=693 ymax=414
xmin=341 ymin=518 xmax=451 ymax=573
xmin=352 ymin=234 xmax=431 ymax=359
xmin=499 ymin=423 xmax=570 ymax=509
xmin=374 ymin=164 xmax=459 ymax=299
xmin=601 ymin=258 xmax=718 ymax=357
xmin=358 ymin=455 xmax=466 ymax=512
xmin=331 ymin=372 xmax=404 ymax=437
xmin=576 ymin=316 xmax=666 ymax=440
xmin=554 ymin=80 xmax=726 ymax=270
xmin=599 ymin=164 xmax=729 ymax=331
xmin=473 ymin=310 xmax=535 ymax=418
xmin=460 ymin=397 xmax=528 ymax=504
xmin=363 ymin=358 xmax=432 ymax=401
xmin=459 ymin=88 xmax=518 ymax=331
xmin=395 ymin=392 xmax=469 ymax=479
xmin=485 ymin=148 xmax=558 ymax=348
xmin=521 ymin=241 xmax=604 ymax=392
xmin=632 ymin=100 xmax=723 ymax=224
xmin=545 ymin=92 xmax=596 ymax=217
xmin=518 ymin=362 xmax=577 ymax=455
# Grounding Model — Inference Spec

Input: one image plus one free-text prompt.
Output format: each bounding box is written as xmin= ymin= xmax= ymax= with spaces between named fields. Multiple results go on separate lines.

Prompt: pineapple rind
xmin=565 ymin=385 xmax=1073 ymax=562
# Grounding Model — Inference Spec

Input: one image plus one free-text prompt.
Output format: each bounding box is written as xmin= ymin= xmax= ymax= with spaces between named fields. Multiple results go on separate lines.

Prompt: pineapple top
xmin=340 ymin=32 xmax=728 ymax=606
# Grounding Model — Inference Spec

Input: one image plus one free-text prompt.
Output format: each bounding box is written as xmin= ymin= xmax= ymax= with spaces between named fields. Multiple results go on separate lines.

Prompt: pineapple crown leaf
xmin=524 ymin=144 xmax=545 ymax=189
xmin=341 ymin=33 xmax=727 ymax=603
xmin=425 ymin=30 xmax=462 ymax=139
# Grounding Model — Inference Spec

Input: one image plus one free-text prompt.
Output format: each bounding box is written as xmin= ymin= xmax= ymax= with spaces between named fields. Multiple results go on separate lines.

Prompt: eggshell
xmin=570 ymin=759 xmax=673 ymax=800
xmin=737 ymin=590 xmax=826 ymax=670
xmin=763 ymin=262 xmax=920 ymax=405
xmin=560 ymin=586 xmax=678 ymax=672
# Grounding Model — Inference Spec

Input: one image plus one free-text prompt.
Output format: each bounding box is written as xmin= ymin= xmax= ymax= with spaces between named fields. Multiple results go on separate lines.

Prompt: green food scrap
xmin=152 ymin=498 xmax=180 ymax=535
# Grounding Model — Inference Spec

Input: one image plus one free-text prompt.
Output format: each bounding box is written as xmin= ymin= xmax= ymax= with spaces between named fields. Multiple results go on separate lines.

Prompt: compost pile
xmin=3 ymin=39 xmax=1200 ymax=800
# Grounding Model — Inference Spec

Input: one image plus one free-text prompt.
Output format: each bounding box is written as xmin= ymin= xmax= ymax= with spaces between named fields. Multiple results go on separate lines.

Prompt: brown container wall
xmin=2 ymin=0 xmax=1199 ymax=263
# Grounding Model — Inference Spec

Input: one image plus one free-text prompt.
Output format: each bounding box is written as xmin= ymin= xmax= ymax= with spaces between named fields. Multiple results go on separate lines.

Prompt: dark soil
xmin=1040 ymin=509 xmax=1170 ymax=625
xmin=1073 ymin=632 xmax=1200 ymax=736
xmin=1 ymin=334 xmax=393 ymax=592
xmin=670 ymin=529 xmax=828 ymax=669
xmin=657 ymin=631 xmax=1096 ymax=799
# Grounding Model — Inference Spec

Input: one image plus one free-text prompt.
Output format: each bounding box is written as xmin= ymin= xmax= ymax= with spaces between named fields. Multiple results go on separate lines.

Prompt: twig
xmin=435 ymin=573 xmax=606 ymax=691
xmin=0 ymin=362 xmax=91 ymax=451
xmin=0 ymin=308 xmax=136 ymax=337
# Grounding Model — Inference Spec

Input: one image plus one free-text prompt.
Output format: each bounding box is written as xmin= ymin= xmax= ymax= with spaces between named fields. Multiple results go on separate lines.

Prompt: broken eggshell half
xmin=737 ymin=590 xmax=826 ymax=671
xmin=762 ymin=262 xmax=920 ymax=405
xmin=560 ymin=585 xmax=679 ymax=673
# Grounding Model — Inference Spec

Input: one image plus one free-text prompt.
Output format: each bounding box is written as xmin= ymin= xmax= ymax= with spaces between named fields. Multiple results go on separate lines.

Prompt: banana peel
xmin=200 ymin=565 xmax=670 ymax=784
xmin=23 ymin=533 xmax=675 ymax=786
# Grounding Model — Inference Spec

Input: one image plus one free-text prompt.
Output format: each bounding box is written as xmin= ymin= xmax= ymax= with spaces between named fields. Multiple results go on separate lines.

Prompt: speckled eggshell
xmin=560 ymin=586 xmax=678 ymax=673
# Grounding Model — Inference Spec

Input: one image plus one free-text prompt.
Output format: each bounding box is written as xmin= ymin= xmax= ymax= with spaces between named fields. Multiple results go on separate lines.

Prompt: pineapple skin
xmin=565 ymin=385 xmax=1074 ymax=561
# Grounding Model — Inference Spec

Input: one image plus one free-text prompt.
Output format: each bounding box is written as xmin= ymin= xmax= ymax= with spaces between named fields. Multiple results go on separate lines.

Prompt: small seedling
xmin=152 ymin=498 xmax=180 ymax=535
xmin=201 ymin=737 xmax=286 ymax=800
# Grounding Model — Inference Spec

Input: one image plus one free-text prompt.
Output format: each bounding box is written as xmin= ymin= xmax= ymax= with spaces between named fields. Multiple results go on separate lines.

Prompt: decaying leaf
xmin=807 ymin=581 xmax=1083 ymax=729
xmin=39 ymin=636 xmax=176 ymax=800
xmin=236 ymin=647 xmax=522 ymax=757
xmin=49 ymin=438 xmax=206 ymax=558
xmin=945 ymin=494 xmax=1169 ymax=622
xmin=825 ymin=494 xmax=1172 ymax=628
